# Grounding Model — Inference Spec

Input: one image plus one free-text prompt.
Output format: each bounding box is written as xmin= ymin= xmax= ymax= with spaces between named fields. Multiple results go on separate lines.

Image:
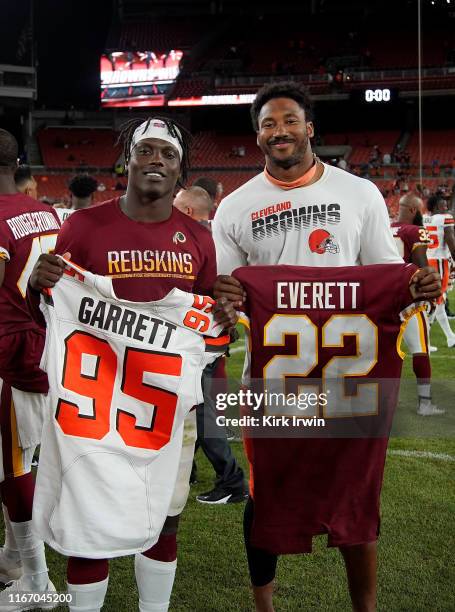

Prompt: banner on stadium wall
xmin=168 ymin=94 xmax=256 ymax=106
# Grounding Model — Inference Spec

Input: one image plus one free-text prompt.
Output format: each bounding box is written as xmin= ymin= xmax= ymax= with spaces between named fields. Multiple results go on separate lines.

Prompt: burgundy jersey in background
xmin=55 ymin=198 xmax=216 ymax=301
xmin=391 ymin=222 xmax=430 ymax=263
xmin=0 ymin=193 xmax=60 ymax=336
xmin=233 ymin=263 xmax=421 ymax=555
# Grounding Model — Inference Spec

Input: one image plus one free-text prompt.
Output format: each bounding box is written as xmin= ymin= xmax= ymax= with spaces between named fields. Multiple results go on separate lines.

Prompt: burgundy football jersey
xmin=233 ymin=263 xmax=422 ymax=554
xmin=391 ymin=221 xmax=430 ymax=263
xmin=0 ymin=193 xmax=60 ymax=337
xmin=55 ymin=198 xmax=216 ymax=301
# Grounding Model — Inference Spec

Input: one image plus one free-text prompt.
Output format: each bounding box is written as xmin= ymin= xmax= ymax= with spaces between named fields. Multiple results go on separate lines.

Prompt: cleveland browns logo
xmin=173 ymin=231 xmax=186 ymax=244
xmin=308 ymin=229 xmax=339 ymax=254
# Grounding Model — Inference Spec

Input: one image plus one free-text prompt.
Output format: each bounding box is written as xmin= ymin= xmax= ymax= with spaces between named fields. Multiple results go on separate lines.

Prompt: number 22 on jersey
xmin=262 ymin=314 xmax=378 ymax=418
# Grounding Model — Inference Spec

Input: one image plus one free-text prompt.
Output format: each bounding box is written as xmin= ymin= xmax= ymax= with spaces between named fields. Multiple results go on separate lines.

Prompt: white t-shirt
xmin=213 ymin=164 xmax=402 ymax=274
xmin=34 ymin=263 xmax=227 ymax=558
xmin=424 ymin=212 xmax=454 ymax=260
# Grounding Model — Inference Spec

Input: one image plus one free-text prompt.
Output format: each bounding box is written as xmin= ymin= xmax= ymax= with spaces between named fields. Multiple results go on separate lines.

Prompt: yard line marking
xmin=388 ymin=450 xmax=455 ymax=462
xmin=230 ymin=346 xmax=246 ymax=354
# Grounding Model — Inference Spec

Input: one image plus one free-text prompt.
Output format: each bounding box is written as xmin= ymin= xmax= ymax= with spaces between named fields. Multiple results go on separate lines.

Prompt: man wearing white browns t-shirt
xmin=212 ymin=81 xmax=441 ymax=612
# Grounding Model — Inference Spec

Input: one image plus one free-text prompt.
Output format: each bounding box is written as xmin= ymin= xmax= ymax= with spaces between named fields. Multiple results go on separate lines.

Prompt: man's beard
xmin=413 ymin=211 xmax=423 ymax=226
xmin=271 ymin=152 xmax=305 ymax=169
xmin=268 ymin=135 xmax=309 ymax=170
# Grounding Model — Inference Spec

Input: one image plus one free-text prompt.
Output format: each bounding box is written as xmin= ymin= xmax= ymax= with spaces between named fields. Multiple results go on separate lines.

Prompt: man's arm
xmin=212 ymin=205 xmax=248 ymax=275
xmin=212 ymin=202 xmax=248 ymax=306
xmin=411 ymin=245 xmax=428 ymax=268
xmin=360 ymin=188 xmax=403 ymax=264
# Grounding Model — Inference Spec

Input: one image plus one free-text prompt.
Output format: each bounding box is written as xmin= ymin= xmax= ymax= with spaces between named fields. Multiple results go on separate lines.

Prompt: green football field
xmin=4 ymin=305 xmax=455 ymax=612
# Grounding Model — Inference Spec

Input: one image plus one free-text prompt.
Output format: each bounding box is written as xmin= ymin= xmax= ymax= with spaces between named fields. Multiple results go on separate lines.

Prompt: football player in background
xmin=56 ymin=173 xmax=98 ymax=223
xmin=0 ymin=129 xmax=59 ymax=607
xmin=212 ymin=82 xmax=441 ymax=612
xmin=173 ymin=188 xmax=247 ymax=504
xmin=14 ymin=165 xmax=38 ymax=201
xmin=391 ymin=193 xmax=443 ymax=415
xmin=424 ymin=192 xmax=455 ymax=347
xmin=29 ymin=116 xmax=237 ymax=612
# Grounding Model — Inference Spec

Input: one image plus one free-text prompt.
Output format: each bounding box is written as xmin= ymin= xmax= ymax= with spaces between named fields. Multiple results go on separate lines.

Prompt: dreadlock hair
xmin=0 ymin=129 xmax=19 ymax=170
xmin=68 ymin=173 xmax=98 ymax=198
xmin=250 ymin=81 xmax=314 ymax=132
xmin=427 ymin=192 xmax=447 ymax=213
xmin=117 ymin=116 xmax=192 ymax=188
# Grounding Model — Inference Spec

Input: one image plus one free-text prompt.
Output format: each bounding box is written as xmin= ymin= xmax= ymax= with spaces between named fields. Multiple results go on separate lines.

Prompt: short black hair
xmin=427 ymin=192 xmax=447 ymax=213
xmin=0 ymin=129 xmax=19 ymax=168
xmin=68 ymin=174 xmax=98 ymax=198
xmin=117 ymin=116 xmax=192 ymax=188
xmin=250 ymin=81 xmax=314 ymax=132
xmin=14 ymin=164 xmax=33 ymax=187
xmin=192 ymin=176 xmax=218 ymax=200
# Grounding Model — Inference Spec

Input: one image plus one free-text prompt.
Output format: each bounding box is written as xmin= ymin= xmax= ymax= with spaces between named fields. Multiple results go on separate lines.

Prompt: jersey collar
xmin=264 ymin=159 xmax=319 ymax=190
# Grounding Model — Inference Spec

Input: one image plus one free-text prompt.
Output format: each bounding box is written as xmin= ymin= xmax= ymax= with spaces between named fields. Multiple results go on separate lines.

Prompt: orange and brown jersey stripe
xmin=204 ymin=333 xmax=230 ymax=353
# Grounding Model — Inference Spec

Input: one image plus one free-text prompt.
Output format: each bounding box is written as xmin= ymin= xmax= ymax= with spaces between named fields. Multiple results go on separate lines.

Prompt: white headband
xmin=130 ymin=120 xmax=183 ymax=160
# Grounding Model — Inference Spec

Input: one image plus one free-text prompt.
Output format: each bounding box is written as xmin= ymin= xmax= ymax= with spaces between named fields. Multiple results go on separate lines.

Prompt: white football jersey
xmin=33 ymin=261 xmax=228 ymax=558
xmin=55 ymin=208 xmax=75 ymax=223
xmin=424 ymin=212 xmax=454 ymax=260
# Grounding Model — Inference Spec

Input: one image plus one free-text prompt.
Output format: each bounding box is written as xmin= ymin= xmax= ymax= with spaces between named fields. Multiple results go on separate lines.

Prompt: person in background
xmin=192 ymin=176 xmax=223 ymax=217
xmin=56 ymin=174 xmax=98 ymax=223
xmin=68 ymin=174 xmax=98 ymax=211
xmin=174 ymin=186 xmax=212 ymax=227
xmin=391 ymin=193 xmax=442 ymax=416
xmin=337 ymin=157 xmax=348 ymax=171
xmin=0 ymin=129 xmax=58 ymax=607
xmin=173 ymin=187 xmax=247 ymax=503
xmin=424 ymin=192 xmax=455 ymax=347
xmin=14 ymin=165 xmax=38 ymax=201
xmin=383 ymin=152 xmax=391 ymax=165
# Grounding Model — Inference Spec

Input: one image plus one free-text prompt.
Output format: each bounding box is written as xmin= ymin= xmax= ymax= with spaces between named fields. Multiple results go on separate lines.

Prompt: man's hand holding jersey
xmin=409 ymin=266 xmax=442 ymax=300
xmin=410 ymin=266 xmax=441 ymax=300
xmin=29 ymin=253 xmax=68 ymax=290
xmin=215 ymin=266 xmax=442 ymax=305
xmin=214 ymin=275 xmax=246 ymax=307
xmin=212 ymin=297 xmax=238 ymax=329
xmin=30 ymin=254 xmax=238 ymax=330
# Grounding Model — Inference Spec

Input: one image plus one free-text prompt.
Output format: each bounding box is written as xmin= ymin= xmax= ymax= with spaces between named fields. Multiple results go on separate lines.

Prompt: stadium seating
xmin=367 ymin=31 xmax=447 ymax=70
xmin=36 ymin=174 xmax=126 ymax=204
xmin=109 ymin=18 xmax=214 ymax=52
xmin=191 ymin=132 xmax=263 ymax=168
xmin=323 ymin=130 xmax=400 ymax=165
xmin=407 ymin=130 xmax=455 ymax=166
xmin=38 ymin=128 xmax=120 ymax=169
xmin=170 ymin=77 xmax=211 ymax=100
